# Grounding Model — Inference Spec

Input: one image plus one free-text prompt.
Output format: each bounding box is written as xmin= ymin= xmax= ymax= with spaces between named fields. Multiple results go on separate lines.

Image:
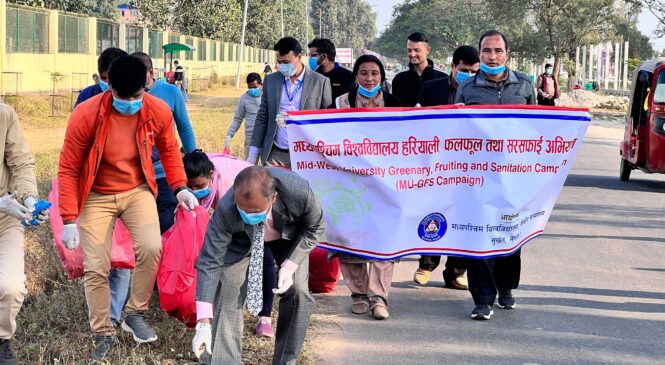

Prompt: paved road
xmin=310 ymin=123 xmax=665 ymax=365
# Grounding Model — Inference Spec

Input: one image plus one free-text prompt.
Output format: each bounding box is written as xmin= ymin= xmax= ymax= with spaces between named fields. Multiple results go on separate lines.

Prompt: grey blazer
xmin=195 ymin=167 xmax=326 ymax=304
xmin=250 ymin=67 xmax=332 ymax=164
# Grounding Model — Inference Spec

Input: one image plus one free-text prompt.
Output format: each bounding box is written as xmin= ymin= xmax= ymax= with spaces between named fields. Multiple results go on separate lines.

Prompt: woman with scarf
xmin=183 ymin=150 xmax=277 ymax=337
xmin=334 ymin=55 xmax=401 ymax=320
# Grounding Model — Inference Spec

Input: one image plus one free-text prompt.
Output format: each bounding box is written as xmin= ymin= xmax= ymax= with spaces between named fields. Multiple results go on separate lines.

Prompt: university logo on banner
xmin=286 ymin=106 xmax=590 ymax=260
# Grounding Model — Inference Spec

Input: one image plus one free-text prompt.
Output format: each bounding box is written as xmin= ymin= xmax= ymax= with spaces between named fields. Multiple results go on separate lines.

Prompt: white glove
xmin=224 ymin=135 xmax=231 ymax=148
xmin=275 ymin=112 xmax=287 ymax=128
xmin=192 ymin=322 xmax=212 ymax=359
xmin=246 ymin=146 xmax=260 ymax=165
xmin=273 ymin=267 xmax=295 ymax=294
xmin=0 ymin=195 xmax=30 ymax=220
xmin=62 ymin=223 xmax=80 ymax=250
xmin=24 ymin=196 xmax=49 ymax=224
xmin=176 ymin=189 xmax=199 ymax=211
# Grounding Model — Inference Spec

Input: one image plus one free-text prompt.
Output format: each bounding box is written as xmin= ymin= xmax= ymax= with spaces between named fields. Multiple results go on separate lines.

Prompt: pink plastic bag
xmin=49 ymin=178 xmax=136 ymax=280
xmin=157 ymin=206 xmax=210 ymax=328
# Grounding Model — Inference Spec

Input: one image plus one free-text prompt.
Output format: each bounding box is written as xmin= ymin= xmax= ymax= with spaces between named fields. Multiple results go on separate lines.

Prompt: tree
xmin=171 ymin=0 xmax=242 ymax=41
xmin=374 ymin=0 xmax=540 ymax=64
xmin=487 ymin=0 xmax=617 ymax=77
xmin=310 ymin=0 xmax=376 ymax=56
xmin=639 ymin=0 xmax=665 ymax=37
xmin=9 ymin=0 xmax=119 ymax=18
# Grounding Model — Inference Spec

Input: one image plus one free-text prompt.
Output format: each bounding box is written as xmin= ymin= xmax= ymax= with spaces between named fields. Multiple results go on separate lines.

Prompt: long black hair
xmin=352 ymin=55 xmax=386 ymax=82
xmin=182 ymin=149 xmax=214 ymax=180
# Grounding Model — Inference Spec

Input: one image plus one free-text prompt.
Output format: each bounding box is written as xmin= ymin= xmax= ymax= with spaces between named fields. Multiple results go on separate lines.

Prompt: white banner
xmin=286 ymin=106 xmax=590 ymax=260
xmin=336 ymin=48 xmax=354 ymax=64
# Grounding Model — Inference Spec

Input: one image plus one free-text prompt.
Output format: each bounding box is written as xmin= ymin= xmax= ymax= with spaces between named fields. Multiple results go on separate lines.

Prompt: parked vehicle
xmin=619 ymin=59 xmax=665 ymax=181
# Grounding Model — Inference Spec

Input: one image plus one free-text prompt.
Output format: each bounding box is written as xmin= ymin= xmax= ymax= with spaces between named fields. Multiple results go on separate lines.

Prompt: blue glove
xmin=22 ymin=199 xmax=51 ymax=227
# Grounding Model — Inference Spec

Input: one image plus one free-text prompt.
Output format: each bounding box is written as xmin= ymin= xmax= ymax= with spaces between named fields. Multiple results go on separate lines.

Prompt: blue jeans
xmin=108 ymin=268 xmax=131 ymax=323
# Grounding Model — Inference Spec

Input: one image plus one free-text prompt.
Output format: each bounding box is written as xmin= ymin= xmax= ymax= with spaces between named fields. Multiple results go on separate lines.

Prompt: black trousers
xmin=418 ymin=255 xmax=466 ymax=281
xmin=155 ymin=177 xmax=178 ymax=234
xmin=466 ymin=249 xmax=521 ymax=306
xmin=537 ymin=96 xmax=556 ymax=106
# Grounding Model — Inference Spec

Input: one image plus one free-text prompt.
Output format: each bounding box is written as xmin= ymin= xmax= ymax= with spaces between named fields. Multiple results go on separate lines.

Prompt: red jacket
xmin=58 ymin=91 xmax=187 ymax=221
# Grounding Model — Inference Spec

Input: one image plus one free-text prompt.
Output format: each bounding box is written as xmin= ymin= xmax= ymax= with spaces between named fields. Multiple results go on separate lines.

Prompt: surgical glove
xmin=62 ymin=224 xmax=80 ymax=250
xmin=224 ymin=135 xmax=231 ymax=148
xmin=23 ymin=196 xmax=49 ymax=224
xmin=273 ymin=267 xmax=295 ymax=294
xmin=275 ymin=112 xmax=287 ymax=128
xmin=176 ymin=189 xmax=198 ymax=211
xmin=246 ymin=146 xmax=260 ymax=165
xmin=0 ymin=195 xmax=30 ymax=220
xmin=192 ymin=322 xmax=213 ymax=359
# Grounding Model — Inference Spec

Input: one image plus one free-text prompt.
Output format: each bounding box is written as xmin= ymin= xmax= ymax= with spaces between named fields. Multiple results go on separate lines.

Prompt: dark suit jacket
xmin=250 ymin=67 xmax=332 ymax=164
xmin=195 ymin=167 xmax=326 ymax=304
xmin=417 ymin=77 xmax=455 ymax=107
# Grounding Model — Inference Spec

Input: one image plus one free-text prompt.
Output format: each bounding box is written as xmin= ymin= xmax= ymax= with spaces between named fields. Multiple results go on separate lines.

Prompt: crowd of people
xmin=0 ymin=28 xmax=560 ymax=365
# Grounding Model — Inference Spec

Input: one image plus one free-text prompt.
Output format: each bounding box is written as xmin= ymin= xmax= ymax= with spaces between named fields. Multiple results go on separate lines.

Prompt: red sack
xmin=48 ymin=178 xmax=136 ymax=280
xmin=308 ymin=247 xmax=341 ymax=293
xmin=157 ymin=206 xmax=210 ymax=328
xmin=165 ymin=71 xmax=175 ymax=84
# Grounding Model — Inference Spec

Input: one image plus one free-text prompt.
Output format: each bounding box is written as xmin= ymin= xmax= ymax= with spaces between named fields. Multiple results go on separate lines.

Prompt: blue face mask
xmin=455 ymin=71 xmax=475 ymax=85
xmin=279 ymin=63 xmax=296 ymax=77
xmin=112 ymin=96 xmax=143 ymax=115
xmin=308 ymin=56 xmax=319 ymax=70
xmin=357 ymin=84 xmax=381 ymax=98
xmin=546 ymin=68 xmax=553 ymax=75
xmin=193 ymin=186 xmax=211 ymax=199
xmin=248 ymin=87 xmax=261 ymax=97
xmin=480 ymin=63 xmax=506 ymax=76
xmin=238 ymin=206 xmax=270 ymax=225
xmin=99 ymin=80 xmax=109 ymax=92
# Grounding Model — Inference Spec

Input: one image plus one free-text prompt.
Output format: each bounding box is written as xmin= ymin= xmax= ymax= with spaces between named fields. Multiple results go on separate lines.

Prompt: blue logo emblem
xmin=418 ymin=213 xmax=447 ymax=242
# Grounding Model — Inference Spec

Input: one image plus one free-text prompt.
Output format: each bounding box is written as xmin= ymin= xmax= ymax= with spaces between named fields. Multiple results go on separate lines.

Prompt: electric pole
xmin=281 ymin=0 xmax=285 ymax=38
xmin=235 ymin=0 xmax=249 ymax=89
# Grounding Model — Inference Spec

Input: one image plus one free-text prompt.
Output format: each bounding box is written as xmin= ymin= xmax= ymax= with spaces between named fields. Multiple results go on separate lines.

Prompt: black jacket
xmin=318 ymin=63 xmax=355 ymax=101
xmin=392 ymin=59 xmax=448 ymax=107
xmin=417 ymin=76 xmax=455 ymax=106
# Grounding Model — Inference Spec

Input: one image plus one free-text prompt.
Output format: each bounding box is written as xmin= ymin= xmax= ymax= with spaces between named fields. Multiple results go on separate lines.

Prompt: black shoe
xmin=92 ymin=335 xmax=119 ymax=361
xmin=470 ymin=305 xmax=493 ymax=320
xmin=0 ymin=339 xmax=18 ymax=365
xmin=497 ymin=290 xmax=516 ymax=309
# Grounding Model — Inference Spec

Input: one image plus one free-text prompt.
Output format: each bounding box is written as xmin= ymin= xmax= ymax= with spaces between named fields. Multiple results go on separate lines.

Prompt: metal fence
xmin=148 ymin=30 xmax=163 ymax=59
xmin=126 ymin=25 xmax=143 ymax=53
xmin=184 ymin=36 xmax=194 ymax=60
xmin=197 ymin=39 xmax=206 ymax=61
xmin=58 ymin=13 xmax=88 ymax=53
xmin=6 ymin=6 xmax=49 ymax=53
xmin=96 ymin=20 xmax=119 ymax=55
xmin=169 ymin=33 xmax=181 ymax=58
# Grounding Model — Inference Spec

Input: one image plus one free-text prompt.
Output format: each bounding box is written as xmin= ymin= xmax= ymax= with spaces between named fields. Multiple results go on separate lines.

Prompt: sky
xmin=366 ymin=0 xmax=665 ymax=51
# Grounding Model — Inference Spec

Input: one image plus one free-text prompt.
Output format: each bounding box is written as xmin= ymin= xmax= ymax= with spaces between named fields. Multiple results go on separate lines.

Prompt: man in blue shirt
xmin=132 ymin=52 xmax=197 ymax=233
xmin=74 ymin=48 xmax=127 ymax=107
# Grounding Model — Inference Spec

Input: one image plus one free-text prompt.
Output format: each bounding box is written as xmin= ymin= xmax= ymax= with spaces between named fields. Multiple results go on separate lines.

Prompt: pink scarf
xmin=199 ymin=169 xmax=221 ymax=210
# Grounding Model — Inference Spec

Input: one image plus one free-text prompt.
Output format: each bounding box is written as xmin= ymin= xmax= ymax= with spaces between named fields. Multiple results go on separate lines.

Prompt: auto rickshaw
xmin=161 ymin=43 xmax=195 ymax=83
xmin=619 ymin=59 xmax=665 ymax=181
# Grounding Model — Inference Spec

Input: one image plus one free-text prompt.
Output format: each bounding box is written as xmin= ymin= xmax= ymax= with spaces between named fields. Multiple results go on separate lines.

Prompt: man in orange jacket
xmin=57 ymin=55 xmax=198 ymax=360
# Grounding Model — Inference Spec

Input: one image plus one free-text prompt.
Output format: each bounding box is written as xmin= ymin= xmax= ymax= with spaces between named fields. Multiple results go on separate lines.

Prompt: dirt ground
xmin=11 ymin=84 xmax=317 ymax=365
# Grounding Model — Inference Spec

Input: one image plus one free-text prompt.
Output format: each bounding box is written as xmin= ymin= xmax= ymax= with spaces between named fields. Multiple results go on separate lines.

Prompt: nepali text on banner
xmin=286 ymin=106 xmax=591 ymax=260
